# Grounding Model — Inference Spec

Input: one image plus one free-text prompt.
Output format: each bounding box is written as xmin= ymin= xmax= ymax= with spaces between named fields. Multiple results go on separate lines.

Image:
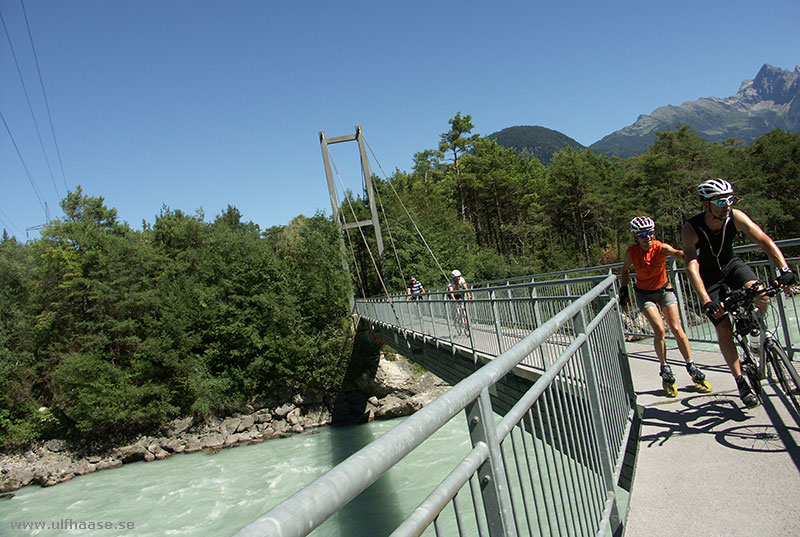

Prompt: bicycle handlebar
xmin=723 ymin=280 xmax=781 ymax=310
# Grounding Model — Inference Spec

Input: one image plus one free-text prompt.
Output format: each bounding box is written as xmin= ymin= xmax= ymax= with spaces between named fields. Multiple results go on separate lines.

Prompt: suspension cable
xmin=328 ymin=156 xmax=367 ymax=298
xmin=328 ymin=149 xmax=408 ymax=333
xmin=369 ymin=171 xmax=406 ymax=286
xmin=363 ymin=136 xmax=449 ymax=284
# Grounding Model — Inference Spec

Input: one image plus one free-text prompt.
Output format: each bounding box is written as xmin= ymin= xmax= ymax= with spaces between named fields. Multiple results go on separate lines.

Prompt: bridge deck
xmin=623 ymin=340 xmax=800 ymax=536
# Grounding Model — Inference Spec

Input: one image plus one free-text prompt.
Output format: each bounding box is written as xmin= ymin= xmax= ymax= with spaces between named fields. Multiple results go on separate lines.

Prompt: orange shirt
xmin=627 ymin=240 xmax=668 ymax=291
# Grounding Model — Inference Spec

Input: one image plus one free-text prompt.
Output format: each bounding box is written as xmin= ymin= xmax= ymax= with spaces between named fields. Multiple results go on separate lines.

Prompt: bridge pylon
xmin=320 ymin=126 xmax=385 ymax=306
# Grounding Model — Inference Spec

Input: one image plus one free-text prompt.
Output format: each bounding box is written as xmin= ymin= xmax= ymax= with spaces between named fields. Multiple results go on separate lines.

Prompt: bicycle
xmin=450 ymin=299 xmax=470 ymax=337
xmin=723 ymin=280 xmax=800 ymax=411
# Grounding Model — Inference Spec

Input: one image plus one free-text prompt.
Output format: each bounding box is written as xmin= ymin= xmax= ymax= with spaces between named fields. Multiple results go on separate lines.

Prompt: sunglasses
xmin=710 ymin=196 xmax=734 ymax=207
xmin=637 ymin=230 xmax=654 ymax=239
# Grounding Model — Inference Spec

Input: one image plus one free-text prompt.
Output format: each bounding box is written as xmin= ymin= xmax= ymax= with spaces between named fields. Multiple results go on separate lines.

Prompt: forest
xmin=1 ymin=115 xmax=799 ymax=450
xmin=347 ymin=116 xmax=800 ymax=296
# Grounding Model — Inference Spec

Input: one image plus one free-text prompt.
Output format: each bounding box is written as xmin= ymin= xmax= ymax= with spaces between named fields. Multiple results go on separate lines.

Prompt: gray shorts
xmin=635 ymin=287 xmax=677 ymax=311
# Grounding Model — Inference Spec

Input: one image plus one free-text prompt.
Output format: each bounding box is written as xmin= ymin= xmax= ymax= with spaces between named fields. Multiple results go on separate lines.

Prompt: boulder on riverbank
xmin=0 ymin=352 xmax=449 ymax=493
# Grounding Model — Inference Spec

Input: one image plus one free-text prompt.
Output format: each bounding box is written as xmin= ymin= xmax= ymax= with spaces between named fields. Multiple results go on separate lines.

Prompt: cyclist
xmin=448 ymin=269 xmax=472 ymax=301
xmin=407 ymin=276 xmax=425 ymax=300
xmin=448 ymin=270 xmax=472 ymax=333
xmin=620 ymin=216 xmax=706 ymax=394
xmin=681 ymin=178 xmax=797 ymax=408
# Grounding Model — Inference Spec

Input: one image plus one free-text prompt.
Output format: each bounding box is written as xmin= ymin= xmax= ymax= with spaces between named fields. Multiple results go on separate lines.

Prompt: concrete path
xmin=623 ymin=341 xmax=800 ymax=537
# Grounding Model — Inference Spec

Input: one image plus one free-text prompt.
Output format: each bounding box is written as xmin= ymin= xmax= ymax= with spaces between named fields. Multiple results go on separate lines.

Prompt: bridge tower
xmin=320 ymin=126 xmax=385 ymax=305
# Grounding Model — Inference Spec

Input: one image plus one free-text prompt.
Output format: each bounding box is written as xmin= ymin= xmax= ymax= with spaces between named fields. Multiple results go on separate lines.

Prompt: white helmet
xmin=697 ymin=178 xmax=733 ymax=200
xmin=629 ymin=216 xmax=655 ymax=234
xmin=451 ymin=269 xmax=461 ymax=278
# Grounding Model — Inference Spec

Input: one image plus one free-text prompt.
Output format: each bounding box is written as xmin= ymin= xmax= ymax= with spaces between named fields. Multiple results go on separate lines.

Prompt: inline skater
xmin=620 ymin=216 xmax=709 ymax=396
xmin=681 ymin=178 xmax=796 ymax=408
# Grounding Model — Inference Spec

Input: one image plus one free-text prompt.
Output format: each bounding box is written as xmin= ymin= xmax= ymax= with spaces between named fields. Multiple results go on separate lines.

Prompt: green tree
xmin=439 ymin=112 xmax=480 ymax=222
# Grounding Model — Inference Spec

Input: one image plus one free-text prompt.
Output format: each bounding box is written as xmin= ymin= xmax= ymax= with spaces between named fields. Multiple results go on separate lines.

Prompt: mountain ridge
xmin=490 ymin=64 xmax=800 ymax=161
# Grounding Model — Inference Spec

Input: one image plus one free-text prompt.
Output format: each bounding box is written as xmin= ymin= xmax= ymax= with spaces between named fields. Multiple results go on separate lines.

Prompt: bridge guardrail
xmin=432 ymin=238 xmax=799 ymax=359
xmin=234 ymin=275 xmax=636 ymax=537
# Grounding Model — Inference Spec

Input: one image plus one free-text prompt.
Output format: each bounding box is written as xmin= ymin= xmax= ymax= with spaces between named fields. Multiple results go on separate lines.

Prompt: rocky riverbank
xmin=0 ymin=352 xmax=449 ymax=494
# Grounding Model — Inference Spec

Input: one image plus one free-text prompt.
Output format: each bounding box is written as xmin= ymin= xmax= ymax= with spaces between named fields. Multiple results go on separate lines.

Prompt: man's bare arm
xmin=681 ymin=222 xmax=712 ymax=306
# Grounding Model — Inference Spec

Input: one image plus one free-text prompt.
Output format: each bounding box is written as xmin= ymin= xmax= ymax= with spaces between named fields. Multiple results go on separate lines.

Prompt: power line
xmin=0 ymin=207 xmax=24 ymax=237
xmin=0 ymin=107 xmax=48 ymax=216
xmin=19 ymin=0 xmax=69 ymax=194
xmin=0 ymin=6 xmax=61 ymax=200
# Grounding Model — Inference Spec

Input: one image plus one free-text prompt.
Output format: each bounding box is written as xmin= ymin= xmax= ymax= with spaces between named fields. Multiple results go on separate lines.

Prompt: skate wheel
xmin=663 ymin=382 xmax=677 ymax=397
xmin=697 ymin=380 xmax=712 ymax=393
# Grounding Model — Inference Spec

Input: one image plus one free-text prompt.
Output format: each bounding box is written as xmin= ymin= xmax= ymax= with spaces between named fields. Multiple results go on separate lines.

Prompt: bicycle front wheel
xmin=765 ymin=340 xmax=800 ymax=411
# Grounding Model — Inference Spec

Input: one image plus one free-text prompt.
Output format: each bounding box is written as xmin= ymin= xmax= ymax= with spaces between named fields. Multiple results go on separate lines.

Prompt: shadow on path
xmin=641 ymin=392 xmax=800 ymax=472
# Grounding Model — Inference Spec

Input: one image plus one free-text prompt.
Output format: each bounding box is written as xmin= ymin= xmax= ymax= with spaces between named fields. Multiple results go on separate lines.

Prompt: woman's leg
xmin=661 ymin=303 xmax=694 ymax=363
xmin=641 ymin=305 xmax=667 ymax=365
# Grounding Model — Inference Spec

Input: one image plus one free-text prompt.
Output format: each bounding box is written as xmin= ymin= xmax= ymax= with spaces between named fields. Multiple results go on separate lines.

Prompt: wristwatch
xmin=779 ymin=266 xmax=792 ymax=274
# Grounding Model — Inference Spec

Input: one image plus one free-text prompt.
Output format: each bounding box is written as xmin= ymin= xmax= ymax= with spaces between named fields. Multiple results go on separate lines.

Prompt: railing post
xmin=530 ymin=278 xmax=545 ymax=366
xmin=768 ymin=259 xmax=794 ymax=358
xmin=670 ymin=258 xmax=690 ymax=335
xmin=465 ymin=388 xmax=517 ymax=537
xmin=414 ymin=298 xmax=423 ymax=335
xmin=530 ymin=277 xmax=541 ymax=330
xmin=490 ymin=290 xmax=505 ymax=354
xmin=445 ymin=298 xmax=455 ymax=345
xmin=427 ymin=296 xmax=437 ymax=341
xmin=573 ymin=306 xmax=622 ymax=535
xmin=506 ymin=286 xmax=518 ymax=330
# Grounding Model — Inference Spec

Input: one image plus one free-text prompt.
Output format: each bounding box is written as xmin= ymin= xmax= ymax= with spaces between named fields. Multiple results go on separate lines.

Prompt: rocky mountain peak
xmin=736 ymin=63 xmax=800 ymax=105
xmin=589 ymin=63 xmax=800 ymax=158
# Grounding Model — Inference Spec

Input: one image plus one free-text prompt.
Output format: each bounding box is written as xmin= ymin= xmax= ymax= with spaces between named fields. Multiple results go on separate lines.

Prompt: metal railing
xmin=432 ymin=239 xmax=799 ymax=359
xmin=234 ymin=275 xmax=635 ymax=537
xmin=618 ymin=239 xmax=799 ymax=359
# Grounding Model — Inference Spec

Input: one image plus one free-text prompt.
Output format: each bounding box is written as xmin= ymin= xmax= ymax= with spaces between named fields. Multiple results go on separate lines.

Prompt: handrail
xmin=429 ymin=237 xmax=800 ymax=292
xmin=234 ymin=275 xmax=636 ymax=537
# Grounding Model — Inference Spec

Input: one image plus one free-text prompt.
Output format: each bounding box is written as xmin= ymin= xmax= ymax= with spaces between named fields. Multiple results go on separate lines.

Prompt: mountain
xmin=487 ymin=126 xmax=585 ymax=165
xmin=589 ymin=64 xmax=800 ymax=158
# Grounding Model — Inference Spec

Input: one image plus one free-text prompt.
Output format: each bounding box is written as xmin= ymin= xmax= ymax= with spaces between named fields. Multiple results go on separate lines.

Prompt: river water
xmin=0 ymin=417 xmax=473 ymax=537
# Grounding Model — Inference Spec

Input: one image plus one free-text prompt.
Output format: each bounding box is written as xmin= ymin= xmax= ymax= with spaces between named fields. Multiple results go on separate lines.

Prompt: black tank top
xmin=688 ymin=212 xmax=739 ymax=284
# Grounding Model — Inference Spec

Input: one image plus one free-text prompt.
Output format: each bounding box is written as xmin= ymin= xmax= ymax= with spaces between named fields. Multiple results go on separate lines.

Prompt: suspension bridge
xmin=233 ymin=129 xmax=799 ymax=536
xmin=231 ymin=257 xmax=799 ymax=536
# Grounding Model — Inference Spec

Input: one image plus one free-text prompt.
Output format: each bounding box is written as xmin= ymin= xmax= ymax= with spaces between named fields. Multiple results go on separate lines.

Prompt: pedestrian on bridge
xmin=620 ymin=216 xmax=708 ymax=397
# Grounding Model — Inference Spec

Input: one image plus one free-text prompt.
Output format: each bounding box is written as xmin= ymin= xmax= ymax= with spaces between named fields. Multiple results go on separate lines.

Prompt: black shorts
xmin=704 ymin=258 xmax=758 ymax=326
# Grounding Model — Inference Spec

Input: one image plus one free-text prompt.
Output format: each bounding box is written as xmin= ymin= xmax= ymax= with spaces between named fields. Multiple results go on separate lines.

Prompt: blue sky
xmin=2 ymin=0 xmax=798 ymax=241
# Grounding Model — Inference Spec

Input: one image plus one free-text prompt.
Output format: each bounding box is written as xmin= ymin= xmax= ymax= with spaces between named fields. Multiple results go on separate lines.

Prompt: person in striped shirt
xmin=407 ymin=276 xmax=425 ymax=300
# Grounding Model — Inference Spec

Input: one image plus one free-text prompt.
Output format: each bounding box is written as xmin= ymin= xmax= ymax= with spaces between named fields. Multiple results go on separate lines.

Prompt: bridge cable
xmin=328 ymin=150 xmax=411 ymax=339
xmin=329 ymin=149 xmax=394 ymax=299
xmin=328 ymin=155 xmax=367 ymax=299
xmin=363 ymin=136 xmax=449 ymax=285
xmin=344 ymin=227 xmax=368 ymax=299
xmin=369 ymin=171 xmax=406 ymax=286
